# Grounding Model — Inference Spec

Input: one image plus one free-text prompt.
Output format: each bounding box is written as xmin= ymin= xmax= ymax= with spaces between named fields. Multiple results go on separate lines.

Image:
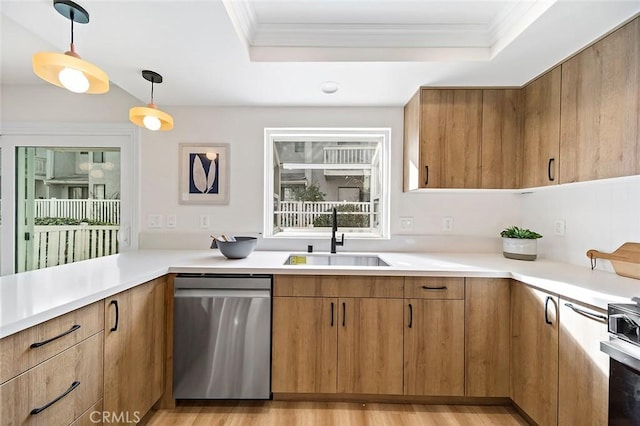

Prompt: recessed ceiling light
xmin=320 ymin=81 xmax=339 ymax=94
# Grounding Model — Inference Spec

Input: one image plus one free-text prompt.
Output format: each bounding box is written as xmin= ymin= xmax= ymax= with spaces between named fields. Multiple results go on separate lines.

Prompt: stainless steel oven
xmin=601 ymin=302 xmax=640 ymax=425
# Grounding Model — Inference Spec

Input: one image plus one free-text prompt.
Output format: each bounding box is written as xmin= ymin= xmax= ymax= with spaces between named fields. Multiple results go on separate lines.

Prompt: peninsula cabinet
xmin=465 ymin=278 xmax=510 ymax=397
xmin=103 ymin=276 xmax=166 ymax=422
xmin=522 ymin=67 xmax=561 ymax=188
xmin=404 ymin=277 xmax=465 ymax=396
xmin=560 ymin=17 xmax=640 ymax=183
xmin=272 ymin=275 xmax=404 ymax=395
xmin=558 ymin=299 xmax=609 ymax=425
xmin=510 ymin=282 xmax=559 ymax=426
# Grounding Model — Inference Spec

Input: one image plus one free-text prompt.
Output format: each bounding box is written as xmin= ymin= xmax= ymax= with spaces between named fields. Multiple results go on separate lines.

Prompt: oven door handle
xmin=601 ymin=339 xmax=640 ymax=372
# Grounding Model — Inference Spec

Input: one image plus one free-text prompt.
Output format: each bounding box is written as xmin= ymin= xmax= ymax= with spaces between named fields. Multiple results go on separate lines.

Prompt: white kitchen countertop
xmin=1 ymin=249 xmax=637 ymax=339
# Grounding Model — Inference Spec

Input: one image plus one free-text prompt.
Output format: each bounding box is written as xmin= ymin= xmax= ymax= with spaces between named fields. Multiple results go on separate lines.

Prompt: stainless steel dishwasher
xmin=173 ymin=273 xmax=272 ymax=399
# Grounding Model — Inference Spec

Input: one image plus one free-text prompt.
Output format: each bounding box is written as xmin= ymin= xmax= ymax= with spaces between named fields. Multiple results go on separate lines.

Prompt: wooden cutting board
xmin=587 ymin=242 xmax=640 ymax=280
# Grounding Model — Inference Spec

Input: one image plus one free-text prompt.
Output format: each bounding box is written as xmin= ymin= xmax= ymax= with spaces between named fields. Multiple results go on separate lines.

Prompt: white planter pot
xmin=502 ymin=238 xmax=538 ymax=261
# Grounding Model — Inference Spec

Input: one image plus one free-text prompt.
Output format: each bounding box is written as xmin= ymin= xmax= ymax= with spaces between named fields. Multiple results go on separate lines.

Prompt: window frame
xmin=264 ymin=128 xmax=390 ymax=239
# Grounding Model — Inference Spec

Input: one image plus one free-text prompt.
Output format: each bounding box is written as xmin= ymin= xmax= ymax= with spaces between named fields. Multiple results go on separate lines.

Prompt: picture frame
xmin=178 ymin=143 xmax=230 ymax=204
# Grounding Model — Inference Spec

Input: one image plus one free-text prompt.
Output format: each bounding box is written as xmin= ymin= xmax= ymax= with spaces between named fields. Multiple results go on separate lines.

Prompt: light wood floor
xmin=145 ymin=401 xmax=529 ymax=425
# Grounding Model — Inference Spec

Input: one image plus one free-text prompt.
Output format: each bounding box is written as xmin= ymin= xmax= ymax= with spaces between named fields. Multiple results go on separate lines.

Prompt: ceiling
xmin=1 ymin=0 xmax=639 ymax=107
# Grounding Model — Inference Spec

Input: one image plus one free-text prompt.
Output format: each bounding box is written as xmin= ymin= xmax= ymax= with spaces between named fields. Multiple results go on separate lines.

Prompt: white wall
xmin=520 ymin=176 xmax=640 ymax=271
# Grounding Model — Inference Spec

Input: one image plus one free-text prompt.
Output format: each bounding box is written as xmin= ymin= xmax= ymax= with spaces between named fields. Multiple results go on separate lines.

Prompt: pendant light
xmin=129 ymin=70 xmax=174 ymax=131
xmin=32 ymin=0 xmax=109 ymax=94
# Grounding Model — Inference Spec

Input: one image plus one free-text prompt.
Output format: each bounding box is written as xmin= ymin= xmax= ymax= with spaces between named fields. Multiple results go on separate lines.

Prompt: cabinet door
xmin=338 ymin=298 xmax=403 ymax=394
xmin=421 ymin=89 xmax=483 ymax=188
xmin=510 ymin=282 xmax=558 ymax=426
xmin=558 ymin=300 xmax=609 ymax=425
xmin=403 ymin=89 xmax=422 ymax=191
xmin=271 ymin=297 xmax=338 ymax=393
xmin=104 ymin=277 xmax=165 ymax=421
xmin=465 ymin=278 xmax=510 ymax=397
xmin=560 ymin=18 xmax=640 ymax=183
xmin=522 ymin=67 xmax=561 ymax=188
xmin=404 ymin=299 xmax=465 ymax=396
xmin=481 ymin=89 xmax=523 ymax=189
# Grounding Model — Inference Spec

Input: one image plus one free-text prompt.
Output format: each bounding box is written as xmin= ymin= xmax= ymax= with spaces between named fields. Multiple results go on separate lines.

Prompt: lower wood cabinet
xmin=558 ymin=299 xmax=609 ymax=425
xmin=272 ymin=297 xmax=338 ymax=393
xmin=511 ymin=282 xmax=559 ymax=426
xmin=103 ymin=276 xmax=166 ymax=422
xmin=338 ymin=298 xmax=403 ymax=394
xmin=404 ymin=299 xmax=464 ymax=396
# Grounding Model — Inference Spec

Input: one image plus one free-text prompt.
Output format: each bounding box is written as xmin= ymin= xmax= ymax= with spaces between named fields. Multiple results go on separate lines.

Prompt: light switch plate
xmin=199 ymin=215 xmax=210 ymax=228
xmin=400 ymin=217 xmax=413 ymax=232
xmin=554 ymin=220 xmax=566 ymax=236
xmin=166 ymin=215 xmax=177 ymax=228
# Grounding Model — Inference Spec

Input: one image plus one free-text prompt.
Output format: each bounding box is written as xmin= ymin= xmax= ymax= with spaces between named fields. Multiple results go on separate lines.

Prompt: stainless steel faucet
xmin=330 ymin=206 xmax=344 ymax=254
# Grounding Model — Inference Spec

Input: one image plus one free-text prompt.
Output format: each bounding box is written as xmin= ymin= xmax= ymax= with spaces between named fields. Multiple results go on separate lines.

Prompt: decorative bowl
xmin=213 ymin=236 xmax=257 ymax=259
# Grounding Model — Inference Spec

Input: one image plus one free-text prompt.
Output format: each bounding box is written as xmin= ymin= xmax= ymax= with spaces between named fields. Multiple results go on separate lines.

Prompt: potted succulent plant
xmin=500 ymin=226 xmax=543 ymax=261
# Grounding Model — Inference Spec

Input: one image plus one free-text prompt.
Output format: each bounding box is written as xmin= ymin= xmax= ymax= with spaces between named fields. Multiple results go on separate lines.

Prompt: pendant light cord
xmin=70 ymin=11 xmax=75 ymax=44
xmin=150 ymin=81 xmax=155 ymax=104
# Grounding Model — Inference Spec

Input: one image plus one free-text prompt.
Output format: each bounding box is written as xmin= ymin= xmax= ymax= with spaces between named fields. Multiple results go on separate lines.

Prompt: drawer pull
xmin=544 ymin=296 xmax=553 ymax=325
xmin=408 ymin=303 xmax=413 ymax=328
xmin=110 ymin=300 xmax=119 ymax=332
xmin=30 ymin=324 xmax=81 ymax=348
xmin=30 ymin=381 xmax=80 ymax=415
xmin=330 ymin=302 xmax=334 ymax=327
xmin=565 ymin=303 xmax=607 ymax=323
xmin=342 ymin=302 xmax=346 ymax=327
xmin=422 ymin=285 xmax=447 ymax=291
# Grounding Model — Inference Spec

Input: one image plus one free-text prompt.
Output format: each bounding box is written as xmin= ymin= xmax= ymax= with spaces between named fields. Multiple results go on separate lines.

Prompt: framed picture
xmin=179 ymin=143 xmax=229 ymax=204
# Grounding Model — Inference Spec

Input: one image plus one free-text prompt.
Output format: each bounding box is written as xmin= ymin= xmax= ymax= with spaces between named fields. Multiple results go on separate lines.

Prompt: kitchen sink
xmin=284 ymin=253 xmax=390 ymax=267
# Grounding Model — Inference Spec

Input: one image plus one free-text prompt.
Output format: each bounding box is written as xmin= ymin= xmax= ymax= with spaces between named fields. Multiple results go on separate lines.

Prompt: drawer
xmin=0 ymin=301 xmax=104 ymax=384
xmin=275 ymin=275 xmax=403 ymax=298
xmin=0 ymin=331 xmax=103 ymax=425
xmin=404 ymin=277 xmax=464 ymax=299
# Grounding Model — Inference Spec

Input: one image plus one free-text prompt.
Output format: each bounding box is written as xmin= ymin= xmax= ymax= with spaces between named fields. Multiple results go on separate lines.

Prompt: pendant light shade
xmin=129 ymin=70 xmax=174 ymax=131
xmin=32 ymin=0 xmax=109 ymax=94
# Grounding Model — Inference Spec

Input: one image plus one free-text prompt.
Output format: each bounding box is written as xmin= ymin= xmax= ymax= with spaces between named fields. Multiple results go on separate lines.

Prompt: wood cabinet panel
xmin=560 ymin=18 xmax=640 ymax=183
xmin=403 ymin=90 xmax=422 ymax=191
xmin=421 ymin=89 xmax=483 ymax=188
xmin=404 ymin=299 xmax=465 ymax=396
xmin=0 ymin=301 xmax=104 ymax=384
xmin=274 ymin=275 xmax=403 ymax=298
xmin=338 ymin=298 xmax=404 ymax=395
xmin=510 ymin=282 xmax=558 ymax=426
xmin=104 ymin=276 xmax=165 ymax=421
xmin=71 ymin=399 xmax=103 ymax=426
xmin=522 ymin=67 xmax=561 ymax=187
xmin=465 ymin=278 xmax=510 ymax=397
xmin=0 ymin=332 xmax=103 ymax=425
xmin=272 ymin=297 xmax=338 ymax=393
xmin=404 ymin=277 xmax=464 ymax=299
xmin=481 ymin=89 xmax=523 ymax=188
xmin=558 ymin=300 xmax=609 ymax=425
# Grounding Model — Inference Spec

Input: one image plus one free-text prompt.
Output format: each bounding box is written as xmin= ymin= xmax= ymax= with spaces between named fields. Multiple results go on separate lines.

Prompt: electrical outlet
xmin=554 ymin=220 xmax=566 ymax=236
xmin=199 ymin=215 xmax=210 ymax=229
xmin=442 ymin=216 xmax=454 ymax=232
xmin=166 ymin=214 xmax=177 ymax=228
xmin=148 ymin=214 xmax=163 ymax=229
xmin=400 ymin=217 xmax=413 ymax=232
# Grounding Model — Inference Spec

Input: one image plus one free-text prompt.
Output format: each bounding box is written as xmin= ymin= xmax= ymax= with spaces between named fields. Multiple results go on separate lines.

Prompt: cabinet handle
xmin=424 ymin=165 xmax=429 ymax=186
xmin=548 ymin=158 xmax=555 ymax=182
xmin=330 ymin=302 xmax=334 ymax=327
xmin=544 ymin=296 xmax=553 ymax=325
xmin=30 ymin=381 xmax=80 ymax=415
xmin=565 ymin=303 xmax=607 ymax=323
xmin=110 ymin=300 xmax=119 ymax=332
xmin=408 ymin=304 xmax=413 ymax=328
xmin=342 ymin=302 xmax=346 ymax=327
xmin=30 ymin=324 xmax=81 ymax=349
xmin=422 ymin=285 xmax=447 ymax=291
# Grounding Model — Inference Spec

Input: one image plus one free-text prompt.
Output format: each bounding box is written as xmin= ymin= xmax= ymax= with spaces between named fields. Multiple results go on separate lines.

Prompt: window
xmin=264 ymin=128 xmax=390 ymax=238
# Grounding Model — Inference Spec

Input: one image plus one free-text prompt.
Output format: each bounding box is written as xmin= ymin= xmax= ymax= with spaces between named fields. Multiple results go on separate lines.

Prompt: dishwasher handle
xmin=174 ymin=289 xmax=271 ymax=299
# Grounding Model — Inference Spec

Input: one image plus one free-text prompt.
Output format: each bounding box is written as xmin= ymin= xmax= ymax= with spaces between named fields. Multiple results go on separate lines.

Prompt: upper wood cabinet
xmin=103 ymin=276 xmax=166 ymax=421
xmin=560 ymin=18 xmax=640 ymax=183
xmin=404 ymin=89 xmax=483 ymax=189
xmin=522 ymin=67 xmax=561 ymax=187
xmin=481 ymin=89 xmax=523 ymax=189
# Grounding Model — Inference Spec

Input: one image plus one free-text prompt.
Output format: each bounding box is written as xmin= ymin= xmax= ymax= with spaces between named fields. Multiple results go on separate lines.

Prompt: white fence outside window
xmin=34 ymin=199 xmax=120 ymax=224
xmin=276 ymin=201 xmax=374 ymax=229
